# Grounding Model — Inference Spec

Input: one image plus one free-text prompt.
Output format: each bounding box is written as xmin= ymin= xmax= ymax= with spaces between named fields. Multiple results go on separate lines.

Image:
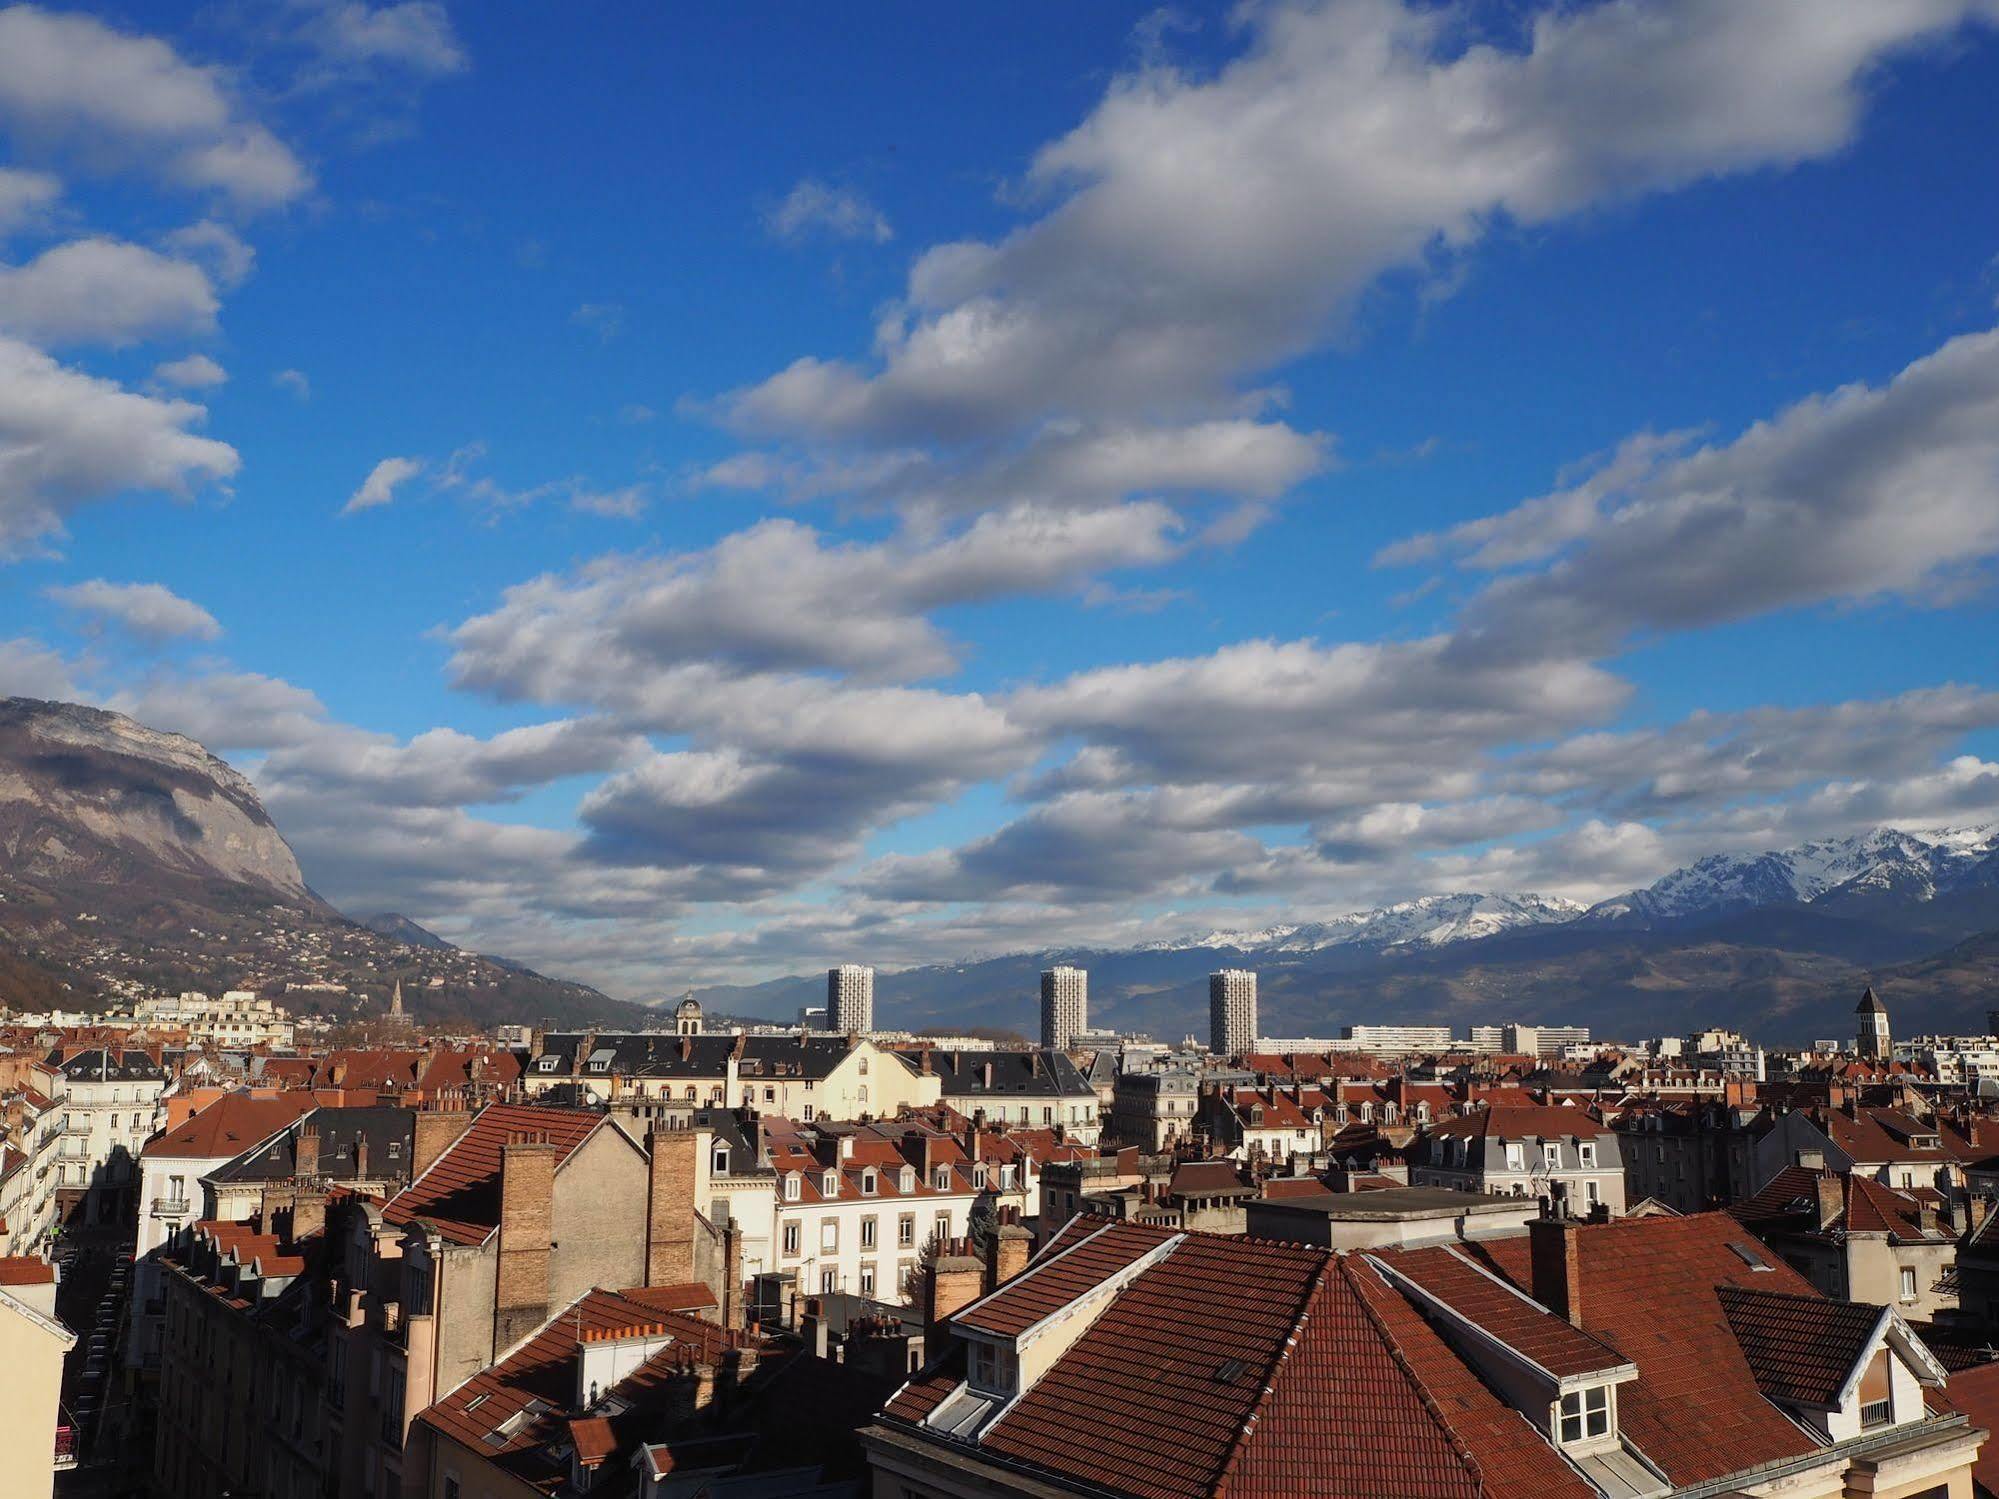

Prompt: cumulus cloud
xmin=1393 ymin=328 xmax=1999 ymax=657
xmin=273 ymin=368 xmax=311 ymax=400
xmin=152 ymin=352 xmax=226 ymax=388
xmin=765 ymin=179 xmax=892 ymax=244
xmin=0 ymin=165 xmax=58 ymax=234
xmin=44 ymin=578 xmax=221 ymax=642
xmin=0 ymin=334 xmax=239 ymax=556
xmin=0 ymin=5 xmax=310 ymax=209
xmin=721 ymin=0 xmax=1998 ymax=443
xmin=0 ymin=635 xmax=81 ymax=700
xmin=302 ymin=2 xmax=467 ymax=76
xmin=106 ymin=668 xmax=330 ymax=751
xmin=0 ymin=237 xmax=217 ymax=346
xmin=449 ymin=502 xmax=1184 ymax=694
xmin=342 ymin=455 xmax=423 ymax=514
xmin=161 ymin=219 xmax=255 ymax=289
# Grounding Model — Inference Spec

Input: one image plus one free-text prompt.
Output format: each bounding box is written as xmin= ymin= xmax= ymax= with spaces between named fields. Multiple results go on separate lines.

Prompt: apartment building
xmin=1612 ymin=1091 xmax=1762 ymax=1213
xmin=1208 ymin=968 xmax=1257 ymax=1056
xmin=45 ymin=1043 xmax=171 ymax=1227
xmin=866 ymin=1211 xmax=1982 ymax=1498
xmin=0 ymin=1075 xmax=63 ymax=1256
xmin=1039 ymin=966 xmax=1088 ymax=1052
xmin=132 ymin=990 xmax=296 ymax=1049
xmin=1411 ymin=1103 xmax=1627 ymax=1216
xmin=1341 ymin=1023 xmax=1455 ymax=1055
xmin=0 ymin=1259 xmax=76 ymax=1499
xmin=829 ymin=963 xmax=876 ymax=1035
xmin=1731 ymin=1164 xmax=1965 ymax=1322
xmin=925 ymin=1049 xmax=1100 ymax=1143
xmin=1751 ymin=1101 xmax=1995 ymax=1195
xmin=1108 ymin=1068 xmax=1199 ymax=1150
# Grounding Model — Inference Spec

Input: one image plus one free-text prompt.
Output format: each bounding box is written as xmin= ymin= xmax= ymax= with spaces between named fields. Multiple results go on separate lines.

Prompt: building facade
xmin=829 ymin=964 xmax=875 ymax=1035
xmin=1039 ymin=966 xmax=1088 ymax=1052
xmin=1208 ymin=969 xmax=1257 ymax=1057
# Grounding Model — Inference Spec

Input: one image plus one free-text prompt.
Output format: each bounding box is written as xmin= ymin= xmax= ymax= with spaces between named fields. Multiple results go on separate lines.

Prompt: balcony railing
xmin=151 ymin=1197 xmax=190 ymax=1217
xmin=53 ymin=1426 xmax=76 ymax=1471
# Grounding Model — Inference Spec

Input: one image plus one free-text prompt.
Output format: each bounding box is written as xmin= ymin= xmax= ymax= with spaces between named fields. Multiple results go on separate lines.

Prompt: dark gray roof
xmin=45 ymin=1046 xmax=167 ymax=1081
xmin=209 ymin=1105 xmax=414 ymax=1183
xmin=927 ymin=1049 xmax=1094 ymax=1099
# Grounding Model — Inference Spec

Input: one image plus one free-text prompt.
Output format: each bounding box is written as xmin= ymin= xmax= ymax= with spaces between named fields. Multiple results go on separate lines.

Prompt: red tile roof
xmin=383 ymin=1102 xmax=602 ymax=1244
xmin=1385 ymin=1244 xmax=1629 ymax=1380
xmin=954 ymin=1220 xmax=1172 ymax=1338
xmin=0 ymin=1256 xmax=55 ymax=1286
xmin=1716 ymin=1285 xmax=1885 ymax=1409
xmin=1947 ymin=1362 xmax=1999 ymax=1498
xmin=1466 ymin=1212 xmax=1823 ymax=1485
xmin=145 ymin=1091 xmax=321 ymax=1158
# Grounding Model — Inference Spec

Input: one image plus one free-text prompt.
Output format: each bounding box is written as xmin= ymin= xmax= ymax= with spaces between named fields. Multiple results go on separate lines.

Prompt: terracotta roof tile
xmin=1716 ymin=1284 xmax=1883 ymax=1409
xmin=383 ymin=1102 xmax=601 ymax=1245
xmin=1386 ymin=1244 xmax=1629 ymax=1379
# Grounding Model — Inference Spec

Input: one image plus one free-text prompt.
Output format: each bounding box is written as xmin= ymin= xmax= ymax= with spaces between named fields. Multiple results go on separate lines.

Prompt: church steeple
xmin=1855 ymin=985 xmax=1890 ymax=1058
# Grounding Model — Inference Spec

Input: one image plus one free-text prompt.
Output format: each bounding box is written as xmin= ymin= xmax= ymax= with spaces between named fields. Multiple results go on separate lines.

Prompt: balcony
xmin=54 ymin=1426 xmax=76 ymax=1471
xmin=151 ymin=1197 xmax=190 ymax=1218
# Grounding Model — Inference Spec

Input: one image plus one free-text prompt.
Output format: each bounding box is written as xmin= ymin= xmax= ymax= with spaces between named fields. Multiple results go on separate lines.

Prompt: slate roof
xmin=1716 ymin=1284 xmax=1885 ymax=1409
xmin=209 ymin=1105 xmax=414 ymax=1184
xmin=925 ymin=1049 xmax=1095 ymax=1100
xmin=1425 ymin=1104 xmax=1608 ymax=1141
xmin=382 ymin=1102 xmax=603 ymax=1244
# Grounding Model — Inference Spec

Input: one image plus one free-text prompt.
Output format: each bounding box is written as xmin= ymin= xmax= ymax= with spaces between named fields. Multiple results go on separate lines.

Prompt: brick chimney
xmin=1528 ymin=1215 xmax=1583 ymax=1327
xmin=495 ymin=1129 xmax=558 ymax=1349
xmin=355 ymin=1131 xmax=370 ymax=1180
xmin=1816 ymin=1172 xmax=1844 ymax=1232
xmin=924 ymin=1240 xmax=984 ymax=1341
xmin=412 ymin=1108 xmax=474 ymax=1178
xmin=985 ymin=1222 xmax=1033 ymax=1292
xmin=295 ymin=1122 xmax=321 ymax=1180
xmin=646 ymin=1128 xmax=698 ymax=1287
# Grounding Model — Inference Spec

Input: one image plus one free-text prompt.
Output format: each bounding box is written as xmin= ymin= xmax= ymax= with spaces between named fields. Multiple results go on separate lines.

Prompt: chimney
xmin=984 ymin=1223 xmax=1032 ymax=1292
xmin=413 ymin=1109 xmax=474 ymax=1178
xmin=1971 ymin=1197 xmax=1995 ymax=1238
xmin=924 ymin=1241 xmax=984 ymax=1342
xmin=646 ymin=1128 xmax=699 ymax=1287
xmin=295 ymin=1122 xmax=321 ymax=1180
xmin=1528 ymin=1215 xmax=1584 ymax=1327
xmin=355 ymin=1131 xmax=370 ymax=1180
xmin=1918 ymin=1201 xmax=1940 ymax=1236
xmin=719 ymin=1220 xmax=744 ymax=1332
xmin=494 ymin=1129 xmax=559 ymax=1349
xmin=1816 ymin=1172 xmax=1844 ymax=1232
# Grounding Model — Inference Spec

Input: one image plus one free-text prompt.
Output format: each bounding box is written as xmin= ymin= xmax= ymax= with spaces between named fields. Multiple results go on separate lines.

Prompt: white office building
xmin=1341 ymin=1023 xmax=1454 ymax=1056
xmin=1040 ymin=966 xmax=1089 ymax=1051
xmin=828 ymin=964 xmax=876 ymax=1035
xmin=1209 ymin=970 xmax=1259 ymax=1057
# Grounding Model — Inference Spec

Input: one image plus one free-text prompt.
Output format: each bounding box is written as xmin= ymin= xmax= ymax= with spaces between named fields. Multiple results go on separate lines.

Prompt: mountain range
xmin=0 ymin=696 xmax=643 ymax=1028
xmin=678 ymin=826 xmax=1999 ymax=1046
xmin=3 ymin=692 xmax=1997 ymax=1046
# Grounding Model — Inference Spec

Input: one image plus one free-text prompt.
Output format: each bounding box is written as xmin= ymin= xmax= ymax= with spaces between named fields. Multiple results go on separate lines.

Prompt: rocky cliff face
xmin=0 ymin=697 xmax=310 ymax=898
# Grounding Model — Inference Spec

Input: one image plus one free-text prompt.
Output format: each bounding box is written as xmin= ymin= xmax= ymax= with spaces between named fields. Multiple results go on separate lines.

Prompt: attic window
xmin=1558 ymin=1386 xmax=1610 ymax=1445
xmin=1726 ymin=1241 xmax=1773 ymax=1271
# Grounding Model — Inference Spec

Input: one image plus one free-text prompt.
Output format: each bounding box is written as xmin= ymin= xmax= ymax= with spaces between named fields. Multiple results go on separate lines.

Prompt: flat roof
xmin=1248 ymin=1187 xmax=1532 ymax=1222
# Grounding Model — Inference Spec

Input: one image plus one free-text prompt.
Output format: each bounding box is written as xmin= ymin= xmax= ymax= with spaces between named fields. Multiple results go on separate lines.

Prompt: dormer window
xmin=972 ymin=1164 xmax=989 ymax=1190
xmin=822 ymin=1170 xmax=839 ymax=1197
xmin=783 ymin=1172 xmax=801 ymax=1202
xmin=900 ymin=1166 xmax=916 ymax=1193
xmin=969 ymin=1338 xmax=1019 ymax=1396
xmin=1578 ymin=1142 xmax=1597 ymax=1168
xmin=1557 ymin=1386 xmax=1611 ymax=1445
xmin=933 ymin=1166 xmax=952 ymax=1191
xmin=712 ymin=1145 xmax=729 ymax=1174
xmin=1543 ymin=1143 xmax=1562 ymax=1169
xmin=861 ymin=1168 xmax=878 ymax=1195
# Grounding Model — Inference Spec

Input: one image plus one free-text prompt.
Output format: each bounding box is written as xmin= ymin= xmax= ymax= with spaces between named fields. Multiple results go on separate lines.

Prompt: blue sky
xmin=3 ymin=0 xmax=1999 ymax=996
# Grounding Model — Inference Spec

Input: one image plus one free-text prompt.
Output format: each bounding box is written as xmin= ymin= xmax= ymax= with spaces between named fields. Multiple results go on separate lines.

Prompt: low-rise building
xmin=924 ymin=1050 xmax=1100 ymax=1142
xmin=1244 ymin=1185 xmax=1543 ymax=1251
xmin=1411 ymin=1103 xmax=1627 ymax=1216
xmin=866 ymin=1211 xmax=1983 ymax=1498
xmin=1731 ymin=1164 xmax=1961 ymax=1320
xmin=0 ymin=1258 xmax=76 ymax=1499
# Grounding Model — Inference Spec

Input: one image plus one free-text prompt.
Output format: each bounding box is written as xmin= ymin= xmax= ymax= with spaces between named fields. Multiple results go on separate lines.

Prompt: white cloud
xmin=106 ymin=669 xmax=329 ymax=751
xmin=571 ymin=302 xmax=624 ymax=341
xmin=1421 ymin=326 xmax=1999 ymax=656
xmin=161 ymin=219 xmax=255 ymax=289
xmin=303 ymin=2 xmax=467 ymax=76
xmin=44 ymin=578 xmax=220 ymax=642
xmin=0 ymin=334 xmax=238 ymax=556
xmin=722 ymin=0 xmax=1999 ymax=443
xmin=273 ymin=368 xmax=311 ymax=400
xmin=0 ymin=5 xmax=310 ymax=209
xmin=342 ymin=455 xmax=423 ymax=514
xmin=0 ymin=165 xmax=59 ymax=234
xmin=153 ymin=352 xmax=226 ymax=388
xmin=766 ymin=179 xmax=892 ymax=244
xmin=0 ymin=634 xmax=80 ymax=699
xmin=0 ymin=237 xmax=217 ymax=347
xmin=449 ymin=502 xmax=1183 ymax=693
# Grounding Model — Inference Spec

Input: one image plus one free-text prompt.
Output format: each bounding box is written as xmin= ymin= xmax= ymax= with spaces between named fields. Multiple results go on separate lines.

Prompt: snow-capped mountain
xmin=1583 ymin=825 xmax=1999 ymax=926
xmin=1145 ymin=892 xmax=1589 ymax=955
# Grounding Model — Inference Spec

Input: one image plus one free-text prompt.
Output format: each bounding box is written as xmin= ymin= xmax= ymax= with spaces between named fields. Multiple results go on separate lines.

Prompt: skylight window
xmin=1726 ymin=1241 xmax=1773 ymax=1271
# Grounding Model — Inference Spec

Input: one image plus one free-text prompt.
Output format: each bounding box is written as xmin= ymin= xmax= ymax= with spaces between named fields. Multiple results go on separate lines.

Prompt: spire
xmin=1855 ymin=985 xmax=1885 ymax=1015
xmin=390 ymin=979 xmax=406 ymax=1021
